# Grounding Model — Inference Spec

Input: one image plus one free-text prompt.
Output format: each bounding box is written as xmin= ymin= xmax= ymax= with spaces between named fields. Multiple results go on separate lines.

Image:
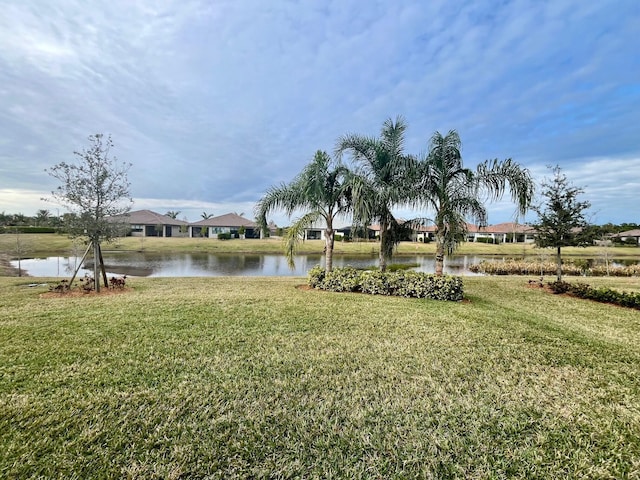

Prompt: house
xmin=110 ymin=209 xmax=188 ymax=237
xmin=189 ymin=213 xmax=258 ymax=239
xmin=612 ymin=229 xmax=640 ymax=245
xmin=473 ymin=222 xmax=537 ymax=244
xmin=412 ymin=222 xmax=535 ymax=243
xmin=302 ymin=224 xmax=376 ymax=241
xmin=412 ymin=223 xmax=482 ymax=243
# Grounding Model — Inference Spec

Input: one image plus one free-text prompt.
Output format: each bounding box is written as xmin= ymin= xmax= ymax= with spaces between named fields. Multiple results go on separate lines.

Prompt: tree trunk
xmin=378 ymin=221 xmax=387 ymax=272
xmin=98 ymin=243 xmax=108 ymax=288
xmin=556 ymin=246 xmax=562 ymax=282
xmin=94 ymin=241 xmax=101 ymax=292
xmin=435 ymin=235 xmax=445 ymax=276
xmin=324 ymin=229 xmax=335 ymax=273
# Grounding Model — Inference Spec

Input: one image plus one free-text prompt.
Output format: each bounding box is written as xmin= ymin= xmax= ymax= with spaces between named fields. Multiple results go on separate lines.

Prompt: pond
xmin=13 ymin=252 xmax=490 ymax=277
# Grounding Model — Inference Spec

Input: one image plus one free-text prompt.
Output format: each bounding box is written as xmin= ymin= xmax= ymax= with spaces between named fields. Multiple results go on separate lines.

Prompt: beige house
xmin=413 ymin=222 xmax=536 ymax=243
xmin=110 ymin=209 xmax=188 ymax=237
xmin=612 ymin=229 xmax=640 ymax=245
xmin=473 ymin=222 xmax=537 ymax=243
xmin=189 ymin=213 xmax=258 ymax=239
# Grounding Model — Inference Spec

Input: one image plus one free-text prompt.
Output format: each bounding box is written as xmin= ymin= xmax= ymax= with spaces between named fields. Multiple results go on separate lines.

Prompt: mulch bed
xmin=40 ymin=288 xmax=132 ymax=299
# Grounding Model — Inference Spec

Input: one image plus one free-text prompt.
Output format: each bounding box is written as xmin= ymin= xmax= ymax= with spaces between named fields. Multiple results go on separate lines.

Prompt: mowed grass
xmin=1 ymin=276 xmax=639 ymax=478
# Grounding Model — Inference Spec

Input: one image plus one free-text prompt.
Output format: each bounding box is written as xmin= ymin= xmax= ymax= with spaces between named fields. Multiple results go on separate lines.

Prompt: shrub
xmin=360 ymin=270 xmax=392 ymax=296
xmin=109 ymin=275 xmax=127 ymax=289
xmin=307 ymin=266 xmax=325 ymax=289
xmin=475 ymin=237 xmax=497 ymax=244
xmin=308 ymin=266 xmax=463 ymax=301
xmin=0 ymin=226 xmax=57 ymax=234
xmin=547 ymin=280 xmax=640 ymax=310
xmin=320 ymin=267 xmax=362 ymax=292
xmin=217 ymin=233 xmax=232 ymax=240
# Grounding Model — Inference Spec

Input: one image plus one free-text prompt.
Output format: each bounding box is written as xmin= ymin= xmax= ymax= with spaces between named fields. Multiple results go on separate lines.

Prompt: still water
xmin=13 ymin=252 xmax=487 ymax=277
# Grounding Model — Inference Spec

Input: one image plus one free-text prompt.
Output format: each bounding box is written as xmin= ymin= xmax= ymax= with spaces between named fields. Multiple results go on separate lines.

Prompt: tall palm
xmin=419 ymin=130 xmax=534 ymax=275
xmin=336 ymin=116 xmax=416 ymax=272
xmin=35 ymin=209 xmax=51 ymax=226
xmin=255 ymin=150 xmax=352 ymax=273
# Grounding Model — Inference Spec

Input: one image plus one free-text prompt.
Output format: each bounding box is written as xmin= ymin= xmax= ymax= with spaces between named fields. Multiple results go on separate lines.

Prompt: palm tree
xmin=165 ymin=210 xmax=180 ymax=219
xmin=255 ymin=150 xmax=353 ymax=273
xmin=201 ymin=212 xmax=213 ymax=220
xmin=12 ymin=213 xmax=28 ymax=226
xmin=336 ymin=116 xmax=417 ymax=272
xmin=35 ymin=209 xmax=51 ymax=226
xmin=418 ymin=130 xmax=534 ymax=275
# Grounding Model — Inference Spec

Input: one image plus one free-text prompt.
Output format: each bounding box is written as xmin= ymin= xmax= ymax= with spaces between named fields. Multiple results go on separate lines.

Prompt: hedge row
xmin=308 ymin=266 xmax=464 ymax=301
xmin=0 ymin=227 xmax=58 ymax=234
xmin=470 ymin=260 xmax=640 ymax=277
xmin=548 ymin=281 xmax=640 ymax=310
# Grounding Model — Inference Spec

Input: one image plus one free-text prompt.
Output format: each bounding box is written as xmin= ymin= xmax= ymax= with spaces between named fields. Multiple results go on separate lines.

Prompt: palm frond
xmin=475 ymin=158 xmax=535 ymax=215
xmin=283 ymin=211 xmax=322 ymax=269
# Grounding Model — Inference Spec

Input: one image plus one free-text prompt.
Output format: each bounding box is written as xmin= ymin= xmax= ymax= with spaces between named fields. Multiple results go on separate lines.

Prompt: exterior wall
xmin=168 ymin=225 xmax=189 ymax=237
xmin=304 ymin=229 xmax=324 ymax=240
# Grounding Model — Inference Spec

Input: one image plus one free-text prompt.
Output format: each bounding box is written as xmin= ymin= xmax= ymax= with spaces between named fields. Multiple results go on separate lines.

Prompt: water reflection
xmin=15 ymin=252 xmax=637 ymax=278
xmin=14 ymin=252 xmax=487 ymax=277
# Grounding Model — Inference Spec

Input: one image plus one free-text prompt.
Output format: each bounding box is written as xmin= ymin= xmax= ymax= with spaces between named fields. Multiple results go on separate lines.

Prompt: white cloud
xmin=0 ymin=0 xmax=638 ymax=226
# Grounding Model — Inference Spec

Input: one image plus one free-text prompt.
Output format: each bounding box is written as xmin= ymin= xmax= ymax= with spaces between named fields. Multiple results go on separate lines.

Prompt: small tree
xmin=12 ymin=227 xmax=31 ymax=277
xmin=531 ymin=165 xmax=591 ymax=281
xmin=46 ymin=134 xmax=132 ymax=291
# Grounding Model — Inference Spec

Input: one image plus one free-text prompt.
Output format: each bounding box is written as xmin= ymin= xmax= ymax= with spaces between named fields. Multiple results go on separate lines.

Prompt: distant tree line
xmin=0 ymin=210 xmax=108 ymax=233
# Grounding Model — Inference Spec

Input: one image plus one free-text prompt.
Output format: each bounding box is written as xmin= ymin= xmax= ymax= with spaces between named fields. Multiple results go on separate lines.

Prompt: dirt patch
xmin=40 ymin=288 xmax=132 ymax=299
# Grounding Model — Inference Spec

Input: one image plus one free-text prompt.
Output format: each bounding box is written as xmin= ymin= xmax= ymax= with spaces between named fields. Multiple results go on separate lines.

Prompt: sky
xmin=0 ymin=0 xmax=639 ymax=227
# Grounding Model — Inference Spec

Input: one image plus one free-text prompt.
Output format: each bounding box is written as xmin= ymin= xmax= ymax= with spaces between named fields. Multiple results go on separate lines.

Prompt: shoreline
xmin=0 ymin=254 xmax=29 ymax=277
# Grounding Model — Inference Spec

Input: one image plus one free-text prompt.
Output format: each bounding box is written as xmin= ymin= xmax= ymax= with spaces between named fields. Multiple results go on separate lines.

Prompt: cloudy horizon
xmin=1 ymin=0 xmax=638 ymax=227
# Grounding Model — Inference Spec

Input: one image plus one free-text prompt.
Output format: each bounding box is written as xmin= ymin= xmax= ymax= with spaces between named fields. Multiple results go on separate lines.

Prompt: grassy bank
xmin=1 ymin=276 xmax=639 ymax=478
xmin=1 ymin=233 xmax=639 ymax=259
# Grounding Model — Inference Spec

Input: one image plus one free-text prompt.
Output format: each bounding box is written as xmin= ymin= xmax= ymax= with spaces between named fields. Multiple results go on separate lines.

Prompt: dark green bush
xmin=548 ymin=280 xmax=572 ymax=294
xmin=320 ymin=267 xmax=361 ymax=292
xmin=0 ymin=226 xmax=57 ymax=234
xmin=360 ymin=270 xmax=392 ymax=295
xmin=307 ymin=266 xmax=325 ymax=288
xmin=475 ymin=237 xmax=497 ymax=244
xmin=548 ymin=280 xmax=640 ymax=310
xmin=217 ymin=233 xmax=232 ymax=240
xmin=308 ymin=266 xmax=464 ymax=301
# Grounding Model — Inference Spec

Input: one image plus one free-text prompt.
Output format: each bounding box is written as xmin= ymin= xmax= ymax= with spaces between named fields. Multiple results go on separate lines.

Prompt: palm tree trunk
xmin=379 ymin=221 xmax=387 ymax=272
xmin=556 ymin=246 xmax=562 ymax=282
xmin=435 ymin=235 xmax=445 ymax=276
xmin=324 ymin=229 xmax=334 ymax=273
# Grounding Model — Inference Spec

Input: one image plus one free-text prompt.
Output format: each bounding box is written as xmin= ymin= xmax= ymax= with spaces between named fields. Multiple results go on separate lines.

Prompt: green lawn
xmin=1 ymin=276 xmax=639 ymax=478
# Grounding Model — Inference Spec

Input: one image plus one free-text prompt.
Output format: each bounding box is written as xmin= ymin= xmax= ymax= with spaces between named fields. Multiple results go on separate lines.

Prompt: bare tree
xmin=12 ymin=227 xmax=31 ymax=277
xmin=46 ymin=134 xmax=132 ymax=291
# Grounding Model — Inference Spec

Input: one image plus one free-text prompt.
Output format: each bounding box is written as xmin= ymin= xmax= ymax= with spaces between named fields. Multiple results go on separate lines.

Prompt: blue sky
xmin=1 ymin=0 xmax=638 ymax=227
